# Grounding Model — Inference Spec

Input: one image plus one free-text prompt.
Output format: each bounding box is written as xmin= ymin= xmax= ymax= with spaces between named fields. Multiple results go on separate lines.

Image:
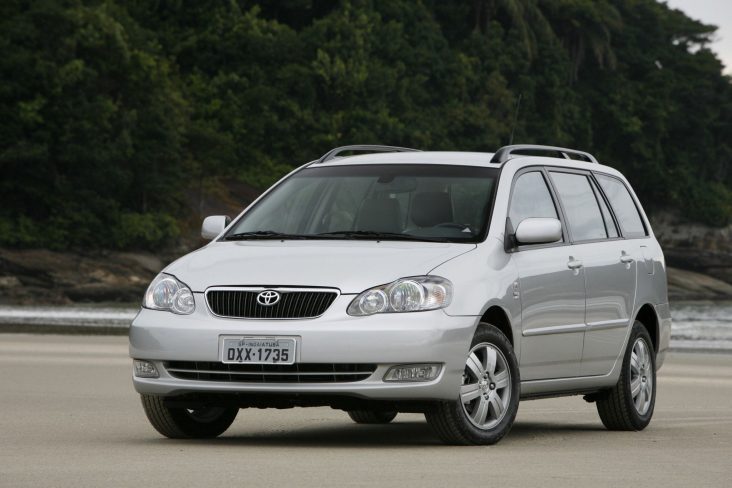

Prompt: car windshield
xmin=224 ymin=164 xmax=498 ymax=243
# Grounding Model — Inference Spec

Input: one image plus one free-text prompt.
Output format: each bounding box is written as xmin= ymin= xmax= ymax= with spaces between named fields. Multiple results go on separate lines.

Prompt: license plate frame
xmin=219 ymin=336 xmax=298 ymax=365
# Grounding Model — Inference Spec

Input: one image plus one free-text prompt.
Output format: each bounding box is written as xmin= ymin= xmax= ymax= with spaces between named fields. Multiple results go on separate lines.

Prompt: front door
xmin=508 ymin=170 xmax=586 ymax=380
xmin=514 ymin=247 xmax=587 ymax=380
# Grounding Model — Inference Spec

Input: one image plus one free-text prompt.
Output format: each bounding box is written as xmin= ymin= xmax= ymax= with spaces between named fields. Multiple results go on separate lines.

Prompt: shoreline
xmin=1 ymin=301 xmax=730 ymax=353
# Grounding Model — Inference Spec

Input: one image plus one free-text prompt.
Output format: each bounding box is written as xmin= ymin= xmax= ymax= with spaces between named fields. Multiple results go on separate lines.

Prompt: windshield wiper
xmin=224 ymin=230 xmax=310 ymax=241
xmin=315 ymin=230 xmax=442 ymax=242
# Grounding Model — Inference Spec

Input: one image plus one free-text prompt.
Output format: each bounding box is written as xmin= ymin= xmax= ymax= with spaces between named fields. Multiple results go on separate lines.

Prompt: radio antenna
xmin=509 ymin=93 xmax=522 ymax=145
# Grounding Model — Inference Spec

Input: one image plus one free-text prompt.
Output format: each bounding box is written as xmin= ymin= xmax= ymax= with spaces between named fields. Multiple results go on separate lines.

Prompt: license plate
xmin=219 ymin=336 xmax=297 ymax=365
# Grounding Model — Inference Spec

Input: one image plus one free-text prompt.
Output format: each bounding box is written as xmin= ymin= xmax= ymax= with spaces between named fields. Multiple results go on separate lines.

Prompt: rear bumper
xmin=655 ymin=302 xmax=672 ymax=370
xmin=129 ymin=294 xmax=478 ymax=400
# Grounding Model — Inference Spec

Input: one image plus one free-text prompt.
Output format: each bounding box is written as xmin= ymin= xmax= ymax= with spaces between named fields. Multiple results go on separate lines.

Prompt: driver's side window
xmin=509 ymin=171 xmax=560 ymax=234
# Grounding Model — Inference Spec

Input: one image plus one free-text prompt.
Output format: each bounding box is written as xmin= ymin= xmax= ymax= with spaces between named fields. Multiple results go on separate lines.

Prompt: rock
xmin=0 ymin=248 xmax=167 ymax=305
xmin=0 ymin=285 xmax=72 ymax=305
xmin=65 ymin=283 xmax=145 ymax=303
xmin=0 ymin=276 xmax=21 ymax=288
xmin=652 ymin=212 xmax=732 ymax=253
xmin=666 ymin=267 xmax=732 ymax=301
xmin=115 ymin=253 xmax=164 ymax=274
xmin=651 ymin=212 xmax=732 ymax=286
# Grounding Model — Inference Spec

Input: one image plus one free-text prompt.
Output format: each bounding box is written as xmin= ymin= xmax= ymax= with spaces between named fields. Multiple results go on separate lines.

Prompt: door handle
xmin=620 ymin=252 xmax=634 ymax=264
xmin=567 ymin=257 xmax=583 ymax=269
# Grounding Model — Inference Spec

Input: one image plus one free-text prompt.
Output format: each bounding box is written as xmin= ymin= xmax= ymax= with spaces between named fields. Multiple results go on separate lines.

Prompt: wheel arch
xmin=634 ymin=303 xmax=659 ymax=354
xmin=479 ymin=305 xmax=514 ymax=346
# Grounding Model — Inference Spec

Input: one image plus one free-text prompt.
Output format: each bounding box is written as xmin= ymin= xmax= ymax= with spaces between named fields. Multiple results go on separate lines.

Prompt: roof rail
xmin=489 ymin=144 xmax=599 ymax=165
xmin=313 ymin=145 xmax=421 ymax=165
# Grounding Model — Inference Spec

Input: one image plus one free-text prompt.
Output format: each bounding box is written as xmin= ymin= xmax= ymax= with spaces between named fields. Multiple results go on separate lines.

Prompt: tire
xmin=425 ymin=323 xmax=520 ymax=445
xmin=596 ymin=321 xmax=656 ymax=431
xmin=140 ymin=394 xmax=238 ymax=439
xmin=347 ymin=410 xmax=398 ymax=424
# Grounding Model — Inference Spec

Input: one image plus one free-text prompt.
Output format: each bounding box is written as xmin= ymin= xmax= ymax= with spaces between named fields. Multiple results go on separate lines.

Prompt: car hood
xmin=165 ymin=240 xmax=476 ymax=293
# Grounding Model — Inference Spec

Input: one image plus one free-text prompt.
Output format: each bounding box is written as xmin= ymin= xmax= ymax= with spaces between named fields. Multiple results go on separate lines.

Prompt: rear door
xmin=548 ymin=170 xmax=637 ymax=376
xmin=510 ymin=170 xmax=586 ymax=380
xmin=587 ymin=174 xmax=653 ymax=373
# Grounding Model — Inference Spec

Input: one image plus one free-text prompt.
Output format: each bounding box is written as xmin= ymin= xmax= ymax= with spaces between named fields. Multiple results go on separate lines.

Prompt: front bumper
xmin=129 ymin=294 xmax=478 ymax=400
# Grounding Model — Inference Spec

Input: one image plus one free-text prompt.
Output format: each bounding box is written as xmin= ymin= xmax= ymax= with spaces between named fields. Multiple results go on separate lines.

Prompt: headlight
xmin=142 ymin=273 xmax=195 ymax=315
xmin=347 ymin=276 xmax=453 ymax=316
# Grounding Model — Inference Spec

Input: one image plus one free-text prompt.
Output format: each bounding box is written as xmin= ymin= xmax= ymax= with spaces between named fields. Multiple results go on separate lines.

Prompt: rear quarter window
xmin=595 ymin=174 xmax=647 ymax=238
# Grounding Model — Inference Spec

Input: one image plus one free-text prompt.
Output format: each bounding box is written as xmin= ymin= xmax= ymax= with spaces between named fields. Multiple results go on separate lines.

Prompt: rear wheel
xmin=596 ymin=321 xmax=656 ymax=431
xmin=347 ymin=410 xmax=398 ymax=424
xmin=425 ymin=324 xmax=520 ymax=445
xmin=140 ymin=394 xmax=238 ymax=439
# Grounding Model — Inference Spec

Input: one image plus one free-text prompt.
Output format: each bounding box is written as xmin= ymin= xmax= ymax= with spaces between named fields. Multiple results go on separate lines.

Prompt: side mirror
xmin=201 ymin=215 xmax=231 ymax=240
xmin=514 ymin=217 xmax=562 ymax=245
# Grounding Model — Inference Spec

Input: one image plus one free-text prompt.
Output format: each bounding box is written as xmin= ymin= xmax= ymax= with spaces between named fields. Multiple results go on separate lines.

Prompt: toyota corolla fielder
xmin=130 ymin=144 xmax=671 ymax=445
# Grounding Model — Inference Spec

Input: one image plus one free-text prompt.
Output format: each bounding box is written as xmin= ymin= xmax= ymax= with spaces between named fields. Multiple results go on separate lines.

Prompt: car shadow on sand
xmin=133 ymin=419 xmax=608 ymax=449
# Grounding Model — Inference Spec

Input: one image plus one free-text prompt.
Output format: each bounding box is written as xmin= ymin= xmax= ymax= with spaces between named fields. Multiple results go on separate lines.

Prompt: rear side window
xmin=509 ymin=172 xmax=559 ymax=227
xmin=595 ymin=174 xmax=647 ymax=237
xmin=549 ymin=172 xmax=607 ymax=242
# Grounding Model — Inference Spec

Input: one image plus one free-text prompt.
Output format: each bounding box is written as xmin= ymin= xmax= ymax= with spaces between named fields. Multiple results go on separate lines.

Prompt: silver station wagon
xmin=130 ymin=144 xmax=671 ymax=445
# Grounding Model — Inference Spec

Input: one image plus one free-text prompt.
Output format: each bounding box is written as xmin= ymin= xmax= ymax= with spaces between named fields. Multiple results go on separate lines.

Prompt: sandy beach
xmin=0 ymin=334 xmax=730 ymax=487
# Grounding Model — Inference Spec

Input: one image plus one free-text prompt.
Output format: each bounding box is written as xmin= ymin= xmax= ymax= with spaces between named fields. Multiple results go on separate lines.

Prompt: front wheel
xmin=425 ymin=324 xmax=520 ymax=445
xmin=596 ymin=321 xmax=656 ymax=430
xmin=141 ymin=395 xmax=239 ymax=439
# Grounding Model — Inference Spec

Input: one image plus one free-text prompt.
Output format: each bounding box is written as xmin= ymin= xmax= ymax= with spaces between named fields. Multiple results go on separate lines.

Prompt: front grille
xmin=206 ymin=289 xmax=338 ymax=319
xmin=165 ymin=361 xmax=376 ymax=383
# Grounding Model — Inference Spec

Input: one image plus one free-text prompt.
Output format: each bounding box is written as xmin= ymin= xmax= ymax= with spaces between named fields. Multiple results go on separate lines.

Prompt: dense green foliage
xmin=1 ymin=0 xmax=730 ymax=250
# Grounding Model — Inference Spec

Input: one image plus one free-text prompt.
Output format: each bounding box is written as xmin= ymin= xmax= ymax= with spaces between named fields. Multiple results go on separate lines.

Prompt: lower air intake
xmin=165 ymin=361 xmax=376 ymax=383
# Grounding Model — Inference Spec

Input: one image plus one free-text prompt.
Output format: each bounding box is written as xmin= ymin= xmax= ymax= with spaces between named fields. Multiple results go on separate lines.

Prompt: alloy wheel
xmin=630 ymin=338 xmax=653 ymax=415
xmin=460 ymin=342 xmax=512 ymax=429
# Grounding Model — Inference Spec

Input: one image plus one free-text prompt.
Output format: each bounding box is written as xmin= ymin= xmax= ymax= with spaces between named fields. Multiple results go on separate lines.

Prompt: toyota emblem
xmin=257 ymin=290 xmax=281 ymax=306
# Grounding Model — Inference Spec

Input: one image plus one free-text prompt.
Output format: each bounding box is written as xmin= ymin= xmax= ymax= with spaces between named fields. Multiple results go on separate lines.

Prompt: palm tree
xmin=540 ymin=0 xmax=622 ymax=82
xmin=472 ymin=0 xmax=554 ymax=60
